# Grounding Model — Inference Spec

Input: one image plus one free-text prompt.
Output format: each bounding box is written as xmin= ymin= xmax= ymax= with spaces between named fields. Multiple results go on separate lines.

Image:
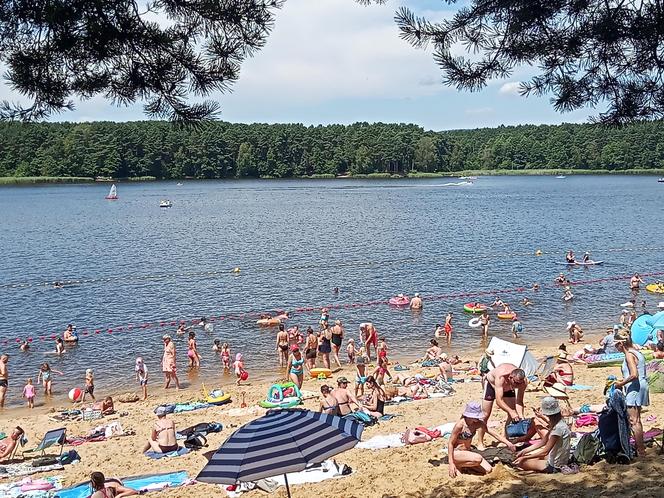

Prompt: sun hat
xmin=462 ymin=401 xmax=484 ymax=419
xmin=544 ymin=383 xmax=568 ymax=399
xmin=415 ymin=293 xmax=420 ymax=297
xmin=337 ymin=376 xmax=349 ymax=384
xmin=566 ymin=321 xmax=575 ymax=330
xmin=235 ymin=353 xmax=243 ymax=361
xmin=155 ymin=406 xmax=168 ymax=417
xmin=541 ymin=396 xmax=561 ymax=415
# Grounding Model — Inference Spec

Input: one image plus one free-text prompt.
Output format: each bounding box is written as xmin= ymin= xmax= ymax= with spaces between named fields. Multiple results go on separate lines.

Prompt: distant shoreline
xmin=1 ymin=168 xmax=663 ymax=185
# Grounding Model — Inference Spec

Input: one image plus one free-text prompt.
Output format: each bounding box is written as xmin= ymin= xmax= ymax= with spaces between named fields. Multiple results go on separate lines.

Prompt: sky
xmin=0 ymin=0 xmax=597 ymax=131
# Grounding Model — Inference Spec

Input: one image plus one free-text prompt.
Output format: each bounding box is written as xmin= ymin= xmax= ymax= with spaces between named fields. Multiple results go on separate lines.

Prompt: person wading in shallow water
xmin=161 ymin=335 xmax=180 ymax=390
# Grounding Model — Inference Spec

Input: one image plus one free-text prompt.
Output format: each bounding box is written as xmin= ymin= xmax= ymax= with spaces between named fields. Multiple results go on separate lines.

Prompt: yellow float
xmin=309 ymin=368 xmax=332 ymax=379
xmin=646 ymin=283 xmax=664 ymax=294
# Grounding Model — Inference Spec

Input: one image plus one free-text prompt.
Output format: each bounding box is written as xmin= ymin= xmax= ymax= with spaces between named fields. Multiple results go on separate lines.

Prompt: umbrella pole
xmin=284 ymin=473 xmax=292 ymax=498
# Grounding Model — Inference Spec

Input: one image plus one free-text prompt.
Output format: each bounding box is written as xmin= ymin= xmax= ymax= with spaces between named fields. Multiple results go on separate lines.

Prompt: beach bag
xmin=401 ymin=428 xmax=432 ymax=445
xmin=184 ymin=433 xmax=208 ymax=450
xmin=343 ymin=411 xmax=378 ymax=427
xmin=506 ymin=419 xmax=531 ymax=438
xmin=573 ymin=431 xmax=602 ymax=465
xmin=58 ymin=450 xmax=81 ymax=465
xmin=598 ymin=390 xmax=633 ymax=463
xmin=178 ymin=422 xmax=223 ymax=438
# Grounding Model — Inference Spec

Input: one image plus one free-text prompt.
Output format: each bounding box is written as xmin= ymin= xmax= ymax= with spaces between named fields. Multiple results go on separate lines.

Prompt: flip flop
xmin=646 ymin=415 xmax=657 ymax=422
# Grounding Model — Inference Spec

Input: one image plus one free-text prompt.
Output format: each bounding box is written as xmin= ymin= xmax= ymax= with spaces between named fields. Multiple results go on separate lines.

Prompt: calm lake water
xmin=1 ymin=176 xmax=663 ymax=407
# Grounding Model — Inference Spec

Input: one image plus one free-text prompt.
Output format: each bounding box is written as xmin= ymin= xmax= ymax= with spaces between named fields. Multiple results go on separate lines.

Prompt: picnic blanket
xmin=0 ymin=462 xmax=64 ymax=479
xmin=145 ymin=447 xmax=190 ymax=459
xmin=357 ymin=422 xmax=456 ymax=450
xmin=0 ymin=475 xmax=63 ymax=497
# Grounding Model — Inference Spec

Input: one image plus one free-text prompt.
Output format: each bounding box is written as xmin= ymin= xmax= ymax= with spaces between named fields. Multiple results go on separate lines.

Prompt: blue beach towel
xmin=145 ymin=447 xmax=190 ymax=459
xmin=568 ymin=384 xmax=594 ymax=390
xmin=55 ymin=471 xmax=190 ymax=498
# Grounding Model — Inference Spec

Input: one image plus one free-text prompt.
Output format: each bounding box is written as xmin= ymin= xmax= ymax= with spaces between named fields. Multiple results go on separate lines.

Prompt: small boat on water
xmin=555 ymin=175 xmax=566 ymax=179
xmin=658 ymin=178 xmax=664 ymax=183
xmin=159 ymin=200 xmax=173 ymax=208
xmin=105 ymin=184 xmax=118 ymax=200
xmin=459 ymin=176 xmax=478 ymax=180
xmin=176 ymin=182 xmax=183 ymax=186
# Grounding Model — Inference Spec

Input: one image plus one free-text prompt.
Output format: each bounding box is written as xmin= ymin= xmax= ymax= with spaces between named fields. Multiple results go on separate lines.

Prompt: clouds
xmin=498 ymin=81 xmax=522 ymax=96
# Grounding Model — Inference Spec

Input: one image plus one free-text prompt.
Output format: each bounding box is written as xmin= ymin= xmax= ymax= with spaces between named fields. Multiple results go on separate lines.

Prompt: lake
xmin=1 ymin=176 xmax=663 ymax=407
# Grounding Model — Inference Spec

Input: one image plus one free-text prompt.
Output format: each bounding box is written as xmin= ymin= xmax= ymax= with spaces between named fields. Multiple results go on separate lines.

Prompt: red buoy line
xmin=3 ymin=269 xmax=663 ymax=347
xmin=1 ymin=245 xmax=664 ymax=291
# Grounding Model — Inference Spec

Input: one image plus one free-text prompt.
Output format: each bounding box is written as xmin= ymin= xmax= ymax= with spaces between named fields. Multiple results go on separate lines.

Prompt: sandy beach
xmin=2 ymin=332 xmax=663 ymax=498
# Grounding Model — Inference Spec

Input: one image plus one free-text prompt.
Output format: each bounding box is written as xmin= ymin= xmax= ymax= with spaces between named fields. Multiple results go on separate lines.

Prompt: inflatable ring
xmin=310 ymin=367 xmax=332 ymax=379
xmin=256 ymin=318 xmax=281 ymax=327
xmin=463 ymin=303 xmax=486 ymax=313
xmin=388 ymin=296 xmax=410 ymax=306
xmin=468 ymin=317 xmax=482 ymax=328
xmin=497 ymin=312 xmax=517 ymax=320
xmin=646 ymin=283 xmax=664 ymax=294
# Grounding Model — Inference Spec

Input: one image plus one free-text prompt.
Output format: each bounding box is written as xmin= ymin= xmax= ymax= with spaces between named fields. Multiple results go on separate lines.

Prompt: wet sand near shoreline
xmin=1 ymin=331 xmax=663 ymax=498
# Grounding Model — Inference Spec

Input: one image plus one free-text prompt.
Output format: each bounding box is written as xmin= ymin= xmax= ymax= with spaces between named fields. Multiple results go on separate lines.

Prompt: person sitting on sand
xmin=448 ymin=402 xmax=515 ymax=478
xmin=653 ymin=341 xmax=664 ymax=359
xmin=598 ymin=327 xmax=619 ymax=354
xmin=438 ymin=353 xmax=454 ymax=383
xmin=92 ymin=396 xmax=115 ymax=415
xmin=513 ymin=397 xmax=571 ymax=473
xmin=572 ymin=344 xmax=596 ymax=362
xmin=362 ymin=376 xmax=386 ymax=418
xmin=319 ymin=384 xmax=339 ymax=416
xmin=331 ymin=377 xmax=361 ymax=416
xmin=545 ymin=351 xmax=574 ymax=387
xmin=478 ymin=364 xmax=527 ymax=449
xmin=567 ymin=321 xmax=583 ymax=344
xmin=143 ymin=407 xmax=178 ymax=454
xmin=89 ymin=471 xmax=138 ymax=498
xmin=424 ymin=339 xmax=442 ymax=361
xmin=0 ymin=427 xmax=24 ymax=462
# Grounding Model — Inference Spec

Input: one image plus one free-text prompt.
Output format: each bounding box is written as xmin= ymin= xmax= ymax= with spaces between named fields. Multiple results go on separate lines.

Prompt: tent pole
xmin=284 ymin=473 xmax=291 ymax=498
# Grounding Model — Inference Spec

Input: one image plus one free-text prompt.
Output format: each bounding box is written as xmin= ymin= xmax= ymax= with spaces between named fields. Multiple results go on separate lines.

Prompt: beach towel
xmin=568 ymin=384 xmax=594 ymax=390
xmin=357 ymin=434 xmax=405 ymax=450
xmin=144 ymin=447 xmax=190 ymax=459
xmin=0 ymin=462 xmax=64 ymax=479
xmin=55 ymin=471 xmax=191 ymax=498
xmin=223 ymin=460 xmax=350 ymax=496
xmin=0 ymin=475 xmax=63 ymax=497
xmin=386 ymin=396 xmax=413 ymax=405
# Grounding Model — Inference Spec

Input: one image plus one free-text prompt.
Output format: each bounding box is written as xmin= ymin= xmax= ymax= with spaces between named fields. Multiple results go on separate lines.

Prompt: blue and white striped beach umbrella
xmin=196 ymin=409 xmax=363 ymax=496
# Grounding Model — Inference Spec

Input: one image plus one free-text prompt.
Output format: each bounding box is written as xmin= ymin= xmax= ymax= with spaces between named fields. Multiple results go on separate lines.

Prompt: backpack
xmin=573 ymin=431 xmax=602 ymax=465
xmin=184 ymin=433 xmax=208 ymax=450
xmin=343 ymin=411 xmax=378 ymax=426
xmin=598 ymin=390 xmax=633 ymax=463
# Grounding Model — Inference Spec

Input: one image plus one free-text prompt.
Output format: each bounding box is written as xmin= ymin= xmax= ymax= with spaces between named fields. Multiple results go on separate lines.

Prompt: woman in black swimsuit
xmin=304 ymin=327 xmax=318 ymax=370
xmin=330 ymin=320 xmax=344 ymax=368
xmin=318 ymin=328 xmax=332 ymax=369
xmin=276 ymin=324 xmax=289 ymax=368
xmin=363 ymin=376 xmax=386 ymax=417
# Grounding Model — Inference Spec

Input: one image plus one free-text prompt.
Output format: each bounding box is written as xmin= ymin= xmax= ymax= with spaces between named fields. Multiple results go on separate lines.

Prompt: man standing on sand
xmin=331 ymin=377 xmax=361 ymax=416
xmin=410 ymin=293 xmax=423 ymax=310
xmin=477 ymin=363 xmax=527 ymax=449
xmin=161 ymin=335 xmax=180 ymax=390
xmin=0 ymin=355 xmax=8 ymax=408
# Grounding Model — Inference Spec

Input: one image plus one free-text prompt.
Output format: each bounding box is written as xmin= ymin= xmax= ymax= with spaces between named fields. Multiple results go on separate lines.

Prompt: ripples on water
xmin=1 ymin=176 xmax=663 ymax=406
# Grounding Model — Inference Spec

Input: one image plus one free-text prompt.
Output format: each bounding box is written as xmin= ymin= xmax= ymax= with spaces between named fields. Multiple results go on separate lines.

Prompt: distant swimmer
xmin=53 ymin=281 xmax=64 ymax=289
xmin=333 ymin=287 xmax=339 ymax=294
xmin=490 ymin=297 xmax=504 ymax=308
xmin=521 ymin=297 xmax=533 ymax=306
xmin=19 ymin=340 xmax=30 ymax=352
xmin=54 ymin=337 xmax=65 ymax=355
xmin=582 ymin=251 xmax=591 ymax=263
xmin=563 ymin=286 xmax=574 ymax=301
xmin=630 ymin=273 xmax=644 ymax=291
xmin=565 ymin=250 xmax=576 ymax=264
xmin=556 ymin=273 xmax=569 ymax=285
xmin=410 ymin=293 xmax=423 ymax=310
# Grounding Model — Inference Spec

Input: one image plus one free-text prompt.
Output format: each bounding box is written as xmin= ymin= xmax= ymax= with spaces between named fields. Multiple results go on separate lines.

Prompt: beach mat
xmin=145 ymin=447 xmax=190 ymax=459
xmin=55 ymin=471 xmax=190 ymax=498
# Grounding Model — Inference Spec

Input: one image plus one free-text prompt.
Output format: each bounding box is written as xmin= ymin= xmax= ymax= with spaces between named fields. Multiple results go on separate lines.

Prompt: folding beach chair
xmin=23 ymin=427 xmax=67 ymax=458
xmin=527 ymin=356 xmax=557 ymax=390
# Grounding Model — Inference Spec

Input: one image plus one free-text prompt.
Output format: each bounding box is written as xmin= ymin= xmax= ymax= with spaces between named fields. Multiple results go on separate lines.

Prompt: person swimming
xmin=565 ymin=250 xmax=575 ymax=263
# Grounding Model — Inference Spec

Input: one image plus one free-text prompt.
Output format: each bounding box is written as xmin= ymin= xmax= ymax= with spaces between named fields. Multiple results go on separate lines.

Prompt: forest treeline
xmin=1 ymin=120 xmax=663 ymax=179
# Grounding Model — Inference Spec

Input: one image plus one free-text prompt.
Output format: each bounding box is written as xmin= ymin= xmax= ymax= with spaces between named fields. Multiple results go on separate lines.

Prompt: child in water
xmin=81 ymin=368 xmax=95 ymax=402
xmin=221 ymin=343 xmax=231 ymax=372
xmin=19 ymin=340 xmax=30 ymax=352
xmin=346 ymin=339 xmax=357 ymax=364
xmin=135 ymin=357 xmax=148 ymax=400
xmin=23 ymin=378 xmax=35 ymax=408
xmin=234 ymin=353 xmax=247 ymax=386
xmin=212 ymin=339 xmax=221 ymax=353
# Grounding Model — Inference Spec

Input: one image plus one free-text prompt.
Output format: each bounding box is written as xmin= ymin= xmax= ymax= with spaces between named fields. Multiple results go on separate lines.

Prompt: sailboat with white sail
xmin=105 ymin=184 xmax=118 ymax=200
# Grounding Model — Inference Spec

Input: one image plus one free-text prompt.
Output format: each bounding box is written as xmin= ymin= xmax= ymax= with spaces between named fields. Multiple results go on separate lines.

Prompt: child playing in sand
xmin=135 ymin=357 xmax=148 ymax=400
xmin=221 ymin=343 xmax=231 ymax=372
xmin=346 ymin=339 xmax=357 ymax=364
xmin=355 ymin=356 xmax=368 ymax=397
xmin=23 ymin=378 xmax=35 ymax=408
xmin=234 ymin=353 xmax=247 ymax=386
xmin=81 ymin=368 xmax=96 ymax=402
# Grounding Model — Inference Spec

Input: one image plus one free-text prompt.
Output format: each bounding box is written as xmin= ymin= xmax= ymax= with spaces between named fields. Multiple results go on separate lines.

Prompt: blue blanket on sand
xmin=55 ymin=471 xmax=190 ymax=498
xmin=145 ymin=446 xmax=190 ymax=459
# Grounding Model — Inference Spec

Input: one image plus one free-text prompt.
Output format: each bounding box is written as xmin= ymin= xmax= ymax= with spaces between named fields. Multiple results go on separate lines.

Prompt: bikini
xmin=457 ymin=423 xmax=477 ymax=441
xmin=290 ymin=358 xmax=304 ymax=375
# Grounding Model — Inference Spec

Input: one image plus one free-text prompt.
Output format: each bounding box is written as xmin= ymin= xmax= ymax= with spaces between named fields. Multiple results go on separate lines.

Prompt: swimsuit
xmin=375 ymin=398 xmax=385 ymax=415
xmin=319 ymin=336 xmax=332 ymax=354
xmin=483 ymin=382 xmax=515 ymax=401
xmin=331 ymin=334 xmax=342 ymax=347
xmin=457 ymin=423 xmax=477 ymax=441
xmin=279 ymin=344 xmax=289 ymax=352
xmin=322 ymin=399 xmax=339 ymax=415
xmin=290 ymin=358 xmax=304 ymax=375
xmin=356 ymin=375 xmax=367 ymax=385
xmin=42 ymin=371 xmax=52 ymax=382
